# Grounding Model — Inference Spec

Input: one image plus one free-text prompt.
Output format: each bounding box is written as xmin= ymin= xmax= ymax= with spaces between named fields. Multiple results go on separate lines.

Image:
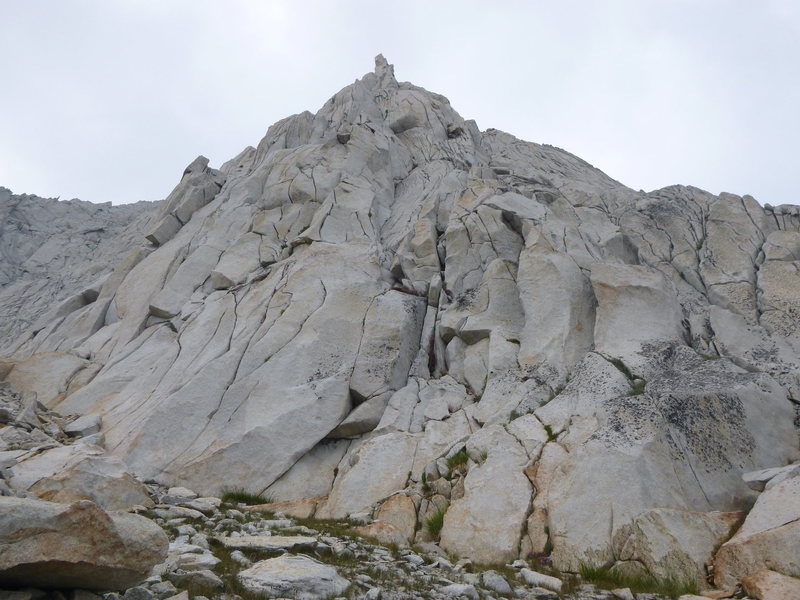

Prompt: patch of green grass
xmin=220 ymin=488 xmax=273 ymax=505
xmin=446 ymin=448 xmax=469 ymax=470
xmin=509 ymin=409 xmax=523 ymax=421
xmin=471 ymin=562 xmax=518 ymax=581
xmin=285 ymin=516 xmax=359 ymax=539
xmin=606 ymin=356 xmax=649 ymax=396
xmin=608 ymin=356 xmax=635 ymax=380
xmin=425 ymin=507 xmax=447 ymax=537
xmin=578 ymin=563 xmax=698 ymax=597
xmin=629 ymin=379 xmax=646 ymax=396
xmin=543 ymin=424 xmax=558 ymax=442
xmin=421 ymin=472 xmax=431 ymax=494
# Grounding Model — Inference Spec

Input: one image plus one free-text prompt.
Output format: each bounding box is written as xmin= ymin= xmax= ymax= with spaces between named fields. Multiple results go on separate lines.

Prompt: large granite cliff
xmin=1 ymin=56 xmax=798 ymax=590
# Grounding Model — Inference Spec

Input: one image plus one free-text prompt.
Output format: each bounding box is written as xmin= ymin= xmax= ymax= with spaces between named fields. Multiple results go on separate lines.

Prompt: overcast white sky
xmin=1 ymin=1 xmax=799 ymax=206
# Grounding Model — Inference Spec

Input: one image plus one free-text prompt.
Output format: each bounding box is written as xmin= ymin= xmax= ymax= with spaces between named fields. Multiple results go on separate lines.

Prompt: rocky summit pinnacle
xmin=1 ymin=56 xmax=799 ymax=596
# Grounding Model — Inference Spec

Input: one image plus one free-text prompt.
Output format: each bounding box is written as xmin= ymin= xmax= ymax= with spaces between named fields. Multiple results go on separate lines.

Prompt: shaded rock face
xmin=1 ymin=55 xmax=799 ymax=584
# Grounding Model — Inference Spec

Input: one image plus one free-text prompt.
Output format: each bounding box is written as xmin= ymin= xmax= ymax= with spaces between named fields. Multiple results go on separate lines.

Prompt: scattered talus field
xmin=1 ymin=56 xmax=799 ymax=600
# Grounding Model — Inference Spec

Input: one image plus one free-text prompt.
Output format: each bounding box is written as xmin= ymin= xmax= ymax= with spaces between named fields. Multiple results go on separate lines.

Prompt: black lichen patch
xmin=653 ymin=392 xmax=755 ymax=472
xmin=455 ymin=287 xmax=477 ymax=309
xmin=592 ymin=343 xmax=759 ymax=472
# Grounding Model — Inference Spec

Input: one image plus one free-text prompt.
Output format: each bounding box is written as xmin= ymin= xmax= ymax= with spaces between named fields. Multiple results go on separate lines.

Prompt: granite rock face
xmin=1 ymin=55 xmax=799 ymax=587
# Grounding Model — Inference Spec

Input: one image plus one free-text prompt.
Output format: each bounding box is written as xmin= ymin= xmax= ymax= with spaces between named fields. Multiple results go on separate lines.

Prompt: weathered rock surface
xmin=2 ymin=55 xmax=799 ymax=588
xmin=0 ymin=497 xmax=167 ymax=590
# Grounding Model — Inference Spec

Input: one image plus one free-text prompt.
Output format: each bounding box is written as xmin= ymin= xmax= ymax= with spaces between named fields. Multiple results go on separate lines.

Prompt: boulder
xmin=166 ymin=486 xmax=197 ymax=499
xmin=741 ymin=569 xmax=800 ymax=600
xmin=438 ymin=583 xmax=479 ymax=600
xmin=166 ymin=569 xmax=223 ymax=590
xmin=349 ymin=290 xmax=427 ymax=401
xmin=714 ymin=476 xmax=800 ymax=588
xmin=742 ymin=462 xmax=800 ymax=491
xmin=64 ymin=414 xmax=102 ymax=437
xmin=518 ymin=569 xmax=562 ymax=592
xmin=0 ymin=497 xmax=168 ymax=590
xmin=145 ymin=213 xmax=182 ymax=246
xmin=237 ymin=554 xmax=350 ymax=599
xmin=374 ymin=493 xmax=417 ymax=542
xmin=6 ymin=352 xmax=89 ymax=408
xmin=264 ymin=439 xmax=350 ymax=501
xmin=210 ymin=232 xmax=262 ymax=289
xmin=8 ymin=443 xmax=152 ymax=510
xmin=590 ymin=263 xmax=684 ymax=370
xmin=516 ymin=232 xmax=595 ymax=381
xmin=480 ymin=570 xmax=512 ymax=595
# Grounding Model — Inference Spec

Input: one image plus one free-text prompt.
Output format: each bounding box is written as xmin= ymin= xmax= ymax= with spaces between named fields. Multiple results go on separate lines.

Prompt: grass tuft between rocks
xmin=219 ymin=488 xmax=274 ymax=505
xmin=578 ymin=562 xmax=698 ymax=597
xmin=425 ymin=507 xmax=447 ymax=537
xmin=446 ymin=448 xmax=469 ymax=470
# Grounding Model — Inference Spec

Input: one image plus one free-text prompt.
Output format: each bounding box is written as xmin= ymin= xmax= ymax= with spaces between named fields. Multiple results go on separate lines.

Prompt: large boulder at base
xmin=714 ymin=475 xmax=800 ymax=588
xmin=354 ymin=521 xmax=409 ymax=546
xmin=237 ymin=554 xmax=350 ymax=599
xmin=0 ymin=497 xmax=168 ymax=590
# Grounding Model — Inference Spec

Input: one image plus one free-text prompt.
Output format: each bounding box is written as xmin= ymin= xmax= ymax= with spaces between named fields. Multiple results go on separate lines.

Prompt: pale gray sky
xmin=1 ymin=1 xmax=798 ymax=205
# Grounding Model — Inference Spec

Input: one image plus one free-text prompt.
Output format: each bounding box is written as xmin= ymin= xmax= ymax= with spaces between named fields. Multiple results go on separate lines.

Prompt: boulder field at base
xmin=1 ymin=55 xmax=799 ymax=598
